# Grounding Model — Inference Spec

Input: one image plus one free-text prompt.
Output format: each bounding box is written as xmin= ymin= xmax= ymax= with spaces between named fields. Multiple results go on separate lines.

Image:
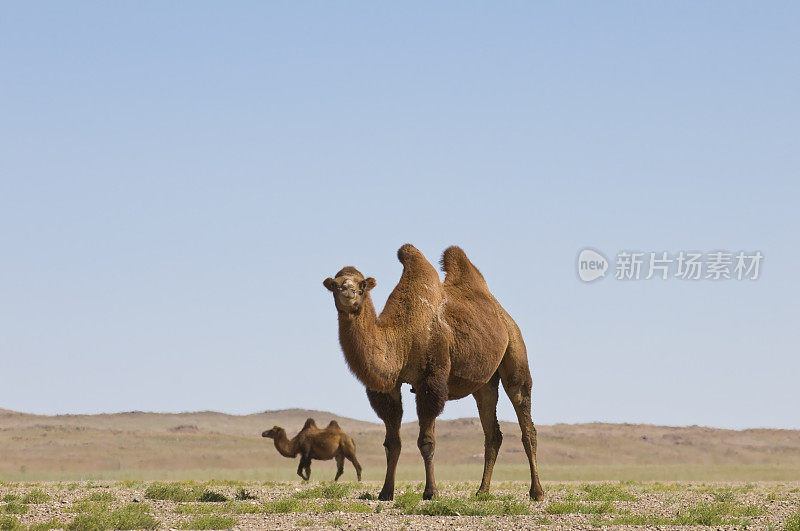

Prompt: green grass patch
xmin=636 ymin=481 xmax=686 ymax=492
xmin=343 ymin=501 xmax=372 ymax=513
xmin=69 ymin=500 xmax=109 ymax=514
xmin=0 ymin=496 xmax=17 ymax=503
xmin=234 ymin=487 xmax=257 ymax=501
xmin=0 ymin=516 xmax=23 ymax=531
xmin=0 ymin=502 xmax=27 ymax=515
xmin=579 ymin=483 xmax=637 ymax=501
xmin=599 ymin=502 xmax=763 ymax=527
xmin=110 ymin=503 xmax=161 ymax=530
xmin=198 ymin=490 xmax=228 ymax=503
xmin=394 ymin=495 xmax=530 ymax=516
xmin=28 ymin=519 xmax=66 ymax=531
xmin=293 ymin=483 xmax=353 ymax=499
xmin=393 ymin=490 xmax=423 ymax=513
xmin=82 ymin=491 xmax=117 ymax=503
xmin=21 ymin=489 xmax=51 ymax=504
xmin=175 ymin=501 xmax=262 ymax=515
xmin=357 ymin=491 xmax=376 ymax=500
xmin=295 ymin=519 xmax=315 ymax=527
xmin=785 ymin=509 xmax=800 ymax=531
xmin=177 ymin=515 xmax=238 ymax=530
xmin=545 ymin=501 xmax=615 ymax=514
xmin=327 ymin=516 xmax=345 ymax=527
xmin=144 ymin=483 xmax=200 ymax=502
xmin=67 ymin=502 xmax=160 ymax=530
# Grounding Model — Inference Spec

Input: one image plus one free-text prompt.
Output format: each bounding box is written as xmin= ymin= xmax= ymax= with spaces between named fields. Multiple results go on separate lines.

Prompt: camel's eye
xmin=358 ymin=290 xmax=363 ymax=295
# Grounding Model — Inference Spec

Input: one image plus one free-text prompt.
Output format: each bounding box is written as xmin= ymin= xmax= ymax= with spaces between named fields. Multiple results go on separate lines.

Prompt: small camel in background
xmin=262 ymin=418 xmax=362 ymax=481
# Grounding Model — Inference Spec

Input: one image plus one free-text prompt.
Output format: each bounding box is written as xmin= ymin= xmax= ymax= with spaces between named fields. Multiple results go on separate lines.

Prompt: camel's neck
xmin=272 ymin=433 xmax=297 ymax=458
xmin=338 ymin=296 xmax=402 ymax=392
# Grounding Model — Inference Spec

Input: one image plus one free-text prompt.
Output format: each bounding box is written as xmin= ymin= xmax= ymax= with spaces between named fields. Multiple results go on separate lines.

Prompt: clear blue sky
xmin=1 ymin=2 xmax=798 ymax=429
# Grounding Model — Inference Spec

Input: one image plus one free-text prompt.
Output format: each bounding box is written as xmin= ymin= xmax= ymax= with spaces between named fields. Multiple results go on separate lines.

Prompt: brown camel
xmin=261 ymin=418 xmax=362 ymax=481
xmin=323 ymin=244 xmax=543 ymax=501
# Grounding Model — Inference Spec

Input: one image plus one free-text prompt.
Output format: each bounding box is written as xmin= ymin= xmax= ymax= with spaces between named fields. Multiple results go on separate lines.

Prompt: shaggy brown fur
xmin=261 ymin=418 xmax=362 ymax=481
xmin=323 ymin=244 xmax=543 ymax=501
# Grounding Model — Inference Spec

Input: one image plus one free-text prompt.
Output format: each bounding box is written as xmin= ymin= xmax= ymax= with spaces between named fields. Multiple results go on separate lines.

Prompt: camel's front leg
xmin=366 ymin=385 xmax=403 ymax=501
xmin=297 ymin=454 xmax=311 ymax=481
xmin=416 ymin=378 xmax=447 ymax=500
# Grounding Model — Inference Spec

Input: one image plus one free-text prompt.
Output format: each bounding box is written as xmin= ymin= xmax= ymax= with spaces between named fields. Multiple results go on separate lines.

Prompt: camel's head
xmin=261 ymin=426 xmax=284 ymax=439
xmin=323 ymin=266 xmax=376 ymax=315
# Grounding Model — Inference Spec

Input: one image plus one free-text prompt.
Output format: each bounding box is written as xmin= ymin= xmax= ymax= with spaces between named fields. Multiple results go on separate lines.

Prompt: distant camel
xmin=323 ymin=244 xmax=543 ymax=501
xmin=262 ymin=418 xmax=362 ymax=481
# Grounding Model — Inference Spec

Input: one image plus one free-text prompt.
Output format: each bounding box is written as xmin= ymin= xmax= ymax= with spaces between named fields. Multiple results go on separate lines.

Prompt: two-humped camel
xmin=262 ymin=418 xmax=362 ymax=481
xmin=323 ymin=244 xmax=543 ymax=501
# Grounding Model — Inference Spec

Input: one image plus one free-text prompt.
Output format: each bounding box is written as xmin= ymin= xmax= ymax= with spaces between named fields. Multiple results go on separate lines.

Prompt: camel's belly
xmin=446 ymin=374 xmax=487 ymax=400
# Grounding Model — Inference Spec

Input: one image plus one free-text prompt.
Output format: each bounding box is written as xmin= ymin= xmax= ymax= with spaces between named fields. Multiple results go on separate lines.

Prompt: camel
xmin=323 ymin=244 xmax=543 ymax=501
xmin=261 ymin=418 xmax=362 ymax=481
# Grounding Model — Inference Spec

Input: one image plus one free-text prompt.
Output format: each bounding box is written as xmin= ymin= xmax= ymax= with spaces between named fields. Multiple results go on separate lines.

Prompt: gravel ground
xmin=1 ymin=480 xmax=799 ymax=530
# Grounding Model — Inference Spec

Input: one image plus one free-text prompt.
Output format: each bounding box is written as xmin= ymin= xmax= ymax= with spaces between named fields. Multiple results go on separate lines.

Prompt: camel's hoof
xmin=377 ymin=489 xmax=394 ymax=501
xmin=422 ymin=489 xmax=438 ymax=500
xmin=530 ymin=486 xmax=544 ymax=501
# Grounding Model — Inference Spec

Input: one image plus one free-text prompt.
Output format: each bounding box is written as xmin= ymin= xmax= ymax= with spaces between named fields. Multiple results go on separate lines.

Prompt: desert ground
xmin=2 ymin=408 xmax=800 ymax=529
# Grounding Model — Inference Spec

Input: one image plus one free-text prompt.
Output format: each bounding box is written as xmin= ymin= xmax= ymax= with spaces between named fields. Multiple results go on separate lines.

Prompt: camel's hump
xmin=441 ymin=246 xmax=487 ymax=285
xmin=302 ymin=418 xmax=317 ymax=430
xmin=397 ymin=243 xmax=424 ymax=264
xmin=326 ymin=420 xmax=341 ymax=430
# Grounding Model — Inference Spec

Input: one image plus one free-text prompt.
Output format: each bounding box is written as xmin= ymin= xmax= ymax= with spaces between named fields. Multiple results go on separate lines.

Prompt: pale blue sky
xmin=1 ymin=2 xmax=798 ymax=429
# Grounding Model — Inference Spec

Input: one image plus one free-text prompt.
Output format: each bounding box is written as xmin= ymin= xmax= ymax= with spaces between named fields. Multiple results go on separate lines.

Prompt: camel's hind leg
xmin=334 ymin=453 xmax=345 ymax=482
xmin=472 ymin=371 xmax=503 ymax=495
xmin=498 ymin=340 xmax=544 ymax=501
xmin=366 ymin=385 xmax=403 ymax=500
xmin=342 ymin=437 xmax=363 ymax=481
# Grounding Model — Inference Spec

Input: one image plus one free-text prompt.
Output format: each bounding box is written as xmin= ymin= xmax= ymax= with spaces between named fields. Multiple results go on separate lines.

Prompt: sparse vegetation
xmin=234 ymin=487 xmax=257 ymax=500
xmin=261 ymin=498 xmax=309 ymax=514
xmin=198 ymin=490 xmax=228 ymax=503
xmin=82 ymin=491 xmax=116 ymax=503
xmin=21 ymin=490 xmax=50 ymax=504
xmin=579 ymin=483 xmax=637 ymax=501
xmin=27 ymin=519 xmax=65 ymax=531
xmin=545 ymin=501 xmax=615 ymax=514
xmin=1 ymin=479 xmax=799 ymax=528
xmin=144 ymin=482 xmax=199 ymax=502
xmin=66 ymin=502 xmax=159 ymax=530
xmin=0 ymin=502 xmax=27 ymax=515
xmin=177 ymin=515 xmax=238 ymax=530
xmin=785 ymin=509 xmax=800 ymax=531
xmin=0 ymin=516 xmax=23 ymax=531
xmin=293 ymin=483 xmax=353 ymax=499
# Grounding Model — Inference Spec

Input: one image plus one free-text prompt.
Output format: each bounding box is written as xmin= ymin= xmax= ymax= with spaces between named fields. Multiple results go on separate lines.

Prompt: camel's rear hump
xmin=441 ymin=246 xmax=488 ymax=289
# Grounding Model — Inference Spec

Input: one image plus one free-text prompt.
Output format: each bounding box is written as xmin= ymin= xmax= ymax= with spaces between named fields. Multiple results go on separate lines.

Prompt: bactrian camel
xmin=323 ymin=244 xmax=543 ymax=501
xmin=262 ymin=418 xmax=362 ymax=481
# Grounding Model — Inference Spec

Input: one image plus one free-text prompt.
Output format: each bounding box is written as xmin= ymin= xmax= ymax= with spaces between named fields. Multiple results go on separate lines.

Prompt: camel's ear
xmin=360 ymin=278 xmax=376 ymax=291
xmin=323 ymin=277 xmax=336 ymax=291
